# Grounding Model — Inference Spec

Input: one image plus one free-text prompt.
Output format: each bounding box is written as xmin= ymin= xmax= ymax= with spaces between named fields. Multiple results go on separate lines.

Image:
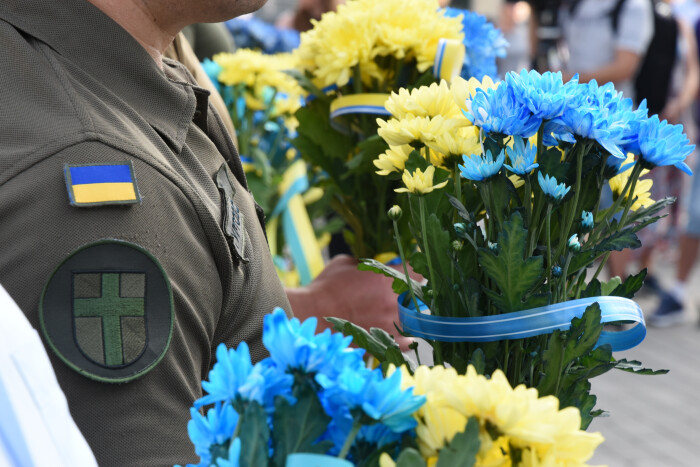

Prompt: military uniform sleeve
xmin=0 ymin=140 xmax=225 ymax=466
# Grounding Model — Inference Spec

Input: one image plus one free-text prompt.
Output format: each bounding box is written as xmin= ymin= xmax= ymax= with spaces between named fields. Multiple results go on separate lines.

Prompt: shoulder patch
xmin=40 ymin=240 xmax=173 ymax=383
xmin=64 ymin=161 xmax=141 ymax=207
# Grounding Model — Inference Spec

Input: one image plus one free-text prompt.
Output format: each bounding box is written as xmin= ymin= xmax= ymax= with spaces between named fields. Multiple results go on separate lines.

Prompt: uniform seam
xmin=36 ymin=41 xmax=97 ymax=134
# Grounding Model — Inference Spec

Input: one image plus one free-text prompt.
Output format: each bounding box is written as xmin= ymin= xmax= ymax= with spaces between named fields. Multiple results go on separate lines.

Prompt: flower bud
xmin=387 ymin=205 xmax=403 ymax=221
xmin=552 ymin=265 xmax=562 ymax=277
xmin=488 ymin=241 xmax=498 ymax=252
xmin=452 ymin=240 xmax=463 ymax=251
xmin=454 ymin=222 xmax=467 ymax=237
xmin=567 ymin=234 xmax=581 ymax=252
xmin=581 ymin=210 xmax=594 ymax=231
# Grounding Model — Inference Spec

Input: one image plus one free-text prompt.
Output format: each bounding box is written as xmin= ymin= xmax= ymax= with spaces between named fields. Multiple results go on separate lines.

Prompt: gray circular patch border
xmin=39 ymin=239 xmax=174 ymax=383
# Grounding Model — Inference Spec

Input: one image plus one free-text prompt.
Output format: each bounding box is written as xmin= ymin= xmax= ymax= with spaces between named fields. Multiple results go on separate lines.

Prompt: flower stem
xmin=560 ymin=252 xmax=573 ymax=301
xmin=338 ymin=419 xmax=362 ymax=459
xmin=393 ymin=218 xmax=420 ymax=313
xmin=554 ymin=142 xmax=586 ymax=262
xmin=617 ymin=162 xmax=644 ymax=228
xmin=545 ymin=203 xmax=553 ymax=294
xmin=419 ymin=196 xmax=438 ymax=310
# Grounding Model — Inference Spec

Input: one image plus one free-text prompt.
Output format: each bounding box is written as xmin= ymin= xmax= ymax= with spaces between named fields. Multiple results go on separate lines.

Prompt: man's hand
xmin=286 ymin=254 xmax=414 ymax=350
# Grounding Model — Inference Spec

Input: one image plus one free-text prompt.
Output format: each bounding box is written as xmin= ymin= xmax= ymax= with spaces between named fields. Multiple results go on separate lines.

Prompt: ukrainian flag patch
xmin=64 ymin=162 xmax=141 ymax=207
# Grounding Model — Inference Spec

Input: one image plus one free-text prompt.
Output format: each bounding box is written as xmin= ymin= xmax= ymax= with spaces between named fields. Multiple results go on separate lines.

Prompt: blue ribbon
xmin=398 ymin=293 xmax=646 ymax=352
xmin=270 ymin=173 xmax=309 ymax=219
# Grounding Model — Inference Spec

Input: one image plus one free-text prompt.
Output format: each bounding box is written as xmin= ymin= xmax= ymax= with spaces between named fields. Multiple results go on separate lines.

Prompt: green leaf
xmin=468 ymin=348 xmax=486 ymax=375
xmin=477 ymin=212 xmax=545 ymax=312
xmin=446 ymin=194 xmax=471 ymax=222
xmin=614 ymin=359 xmax=669 ymax=375
xmin=326 ymin=317 xmax=409 ymax=368
xmin=600 ymin=276 xmax=622 ymax=296
xmin=538 ymin=147 xmax=571 ymax=182
xmin=395 ymin=448 xmax=427 ymax=467
xmin=436 ymin=417 xmax=480 ymax=467
xmin=359 ymin=259 xmax=423 ymax=301
xmin=624 ymin=196 xmax=675 ymax=226
xmin=537 ymin=303 xmax=603 ymax=397
xmin=580 ymin=279 xmax=602 ymax=298
xmin=271 ymin=380 xmax=332 ymax=466
xmin=238 ymin=401 xmax=270 ymax=467
xmin=609 ymin=269 xmax=647 ymax=298
xmin=405 ymin=149 xmax=430 ymax=173
xmin=594 ymin=228 xmax=641 ymax=252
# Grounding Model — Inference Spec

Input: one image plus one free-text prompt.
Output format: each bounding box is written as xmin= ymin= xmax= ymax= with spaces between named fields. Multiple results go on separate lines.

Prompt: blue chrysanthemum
xmin=187 ymin=403 xmax=239 ymax=465
xmin=504 ymin=137 xmax=539 ymax=175
xmin=538 ymin=172 xmax=571 ymax=201
xmin=263 ymin=308 xmax=364 ymax=377
xmin=459 ymin=148 xmax=505 ymax=181
xmin=505 ymin=70 xmax=576 ymax=121
xmin=466 ymin=85 xmax=541 ymax=138
xmin=443 ymin=8 xmax=508 ymax=80
xmin=545 ymin=80 xmax=632 ymax=158
xmin=637 ymin=115 xmax=694 ymax=175
xmin=197 ymin=343 xmax=254 ymax=407
xmin=196 ymin=342 xmax=292 ymax=409
xmin=318 ymin=367 xmax=425 ymax=433
xmin=214 ymin=438 xmax=241 ymax=467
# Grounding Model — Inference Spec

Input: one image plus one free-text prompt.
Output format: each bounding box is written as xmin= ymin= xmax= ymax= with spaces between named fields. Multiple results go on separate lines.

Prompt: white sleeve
xmin=616 ymin=0 xmax=655 ymax=54
xmin=0 ymin=284 xmax=97 ymax=467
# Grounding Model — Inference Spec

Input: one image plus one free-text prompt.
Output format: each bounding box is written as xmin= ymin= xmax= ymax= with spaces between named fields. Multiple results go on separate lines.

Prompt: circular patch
xmin=40 ymin=239 xmax=173 ymax=383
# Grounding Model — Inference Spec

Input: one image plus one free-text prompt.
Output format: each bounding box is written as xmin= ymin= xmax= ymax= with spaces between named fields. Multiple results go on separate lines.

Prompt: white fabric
xmin=560 ymin=0 xmax=654 ymax=99
xmin=0 ymin=284 xmax=97 ymax=467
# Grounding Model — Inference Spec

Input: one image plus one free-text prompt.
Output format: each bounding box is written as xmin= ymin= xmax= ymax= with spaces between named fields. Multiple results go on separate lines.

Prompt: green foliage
xmin=436 ymin=418 xmax=480 ymax=467
xmin=271 ymin=379 xmax=334 ymax=466
xmin=478 ymin=212 xmax=545 ymax=313
xmin=537 ymin=304 xmax=603 ymax=398
xmin=327 ymin=317 xmax=411 ymax=370
xmin=238 ymin=401 xmax=271 ymax=467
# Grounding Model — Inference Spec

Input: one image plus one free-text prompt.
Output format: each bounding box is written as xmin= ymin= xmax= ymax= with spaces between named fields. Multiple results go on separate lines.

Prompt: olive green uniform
xmin=0 ymin=0 xmax=290 ymax=465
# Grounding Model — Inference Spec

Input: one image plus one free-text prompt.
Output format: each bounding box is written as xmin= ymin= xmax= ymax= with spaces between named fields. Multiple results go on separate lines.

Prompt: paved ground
xmin=589 ymin=261 xmax=700 ymax=466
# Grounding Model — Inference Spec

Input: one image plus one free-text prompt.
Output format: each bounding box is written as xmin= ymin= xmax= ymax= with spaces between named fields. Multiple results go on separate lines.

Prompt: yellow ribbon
xmin=433 ymin=38 xmax=466 ymax=83
xmin=329 ymin=93 xmax=392 ymax=133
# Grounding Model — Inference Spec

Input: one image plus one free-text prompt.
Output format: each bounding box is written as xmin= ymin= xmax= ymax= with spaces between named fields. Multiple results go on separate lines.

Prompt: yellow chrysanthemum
xmin=296 ymin=0 xmax=463 ymax=88
xmin=374 ymin=145 xmax=413 ymax=175
xmin=395 ymin=166 xmax=448 ymax=195
xmin=392 ymin=365 xmax=605 ymax=467
xmin=609 ymin=154 xmax=654 ymax=210
xmin=378 ymin=116 xmax=463 ymax=148
xmin=385 ymin=81 xmax=464 ymax=120
xmin=451 ymin=75 xmax=499 ymax=113
xmin=430 ymin=125 xmax=481 ymax=158
xmin=215 ymin=50 xmax=305 ymax=118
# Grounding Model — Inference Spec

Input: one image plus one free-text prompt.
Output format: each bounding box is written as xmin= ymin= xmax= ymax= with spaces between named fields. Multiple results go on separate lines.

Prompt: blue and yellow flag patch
xmin=64 ymin=162 xmax=141 ymax=207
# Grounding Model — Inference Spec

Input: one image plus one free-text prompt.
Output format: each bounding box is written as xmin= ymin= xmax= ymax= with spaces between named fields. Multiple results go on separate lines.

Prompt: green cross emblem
xmin=73 ymin=272 xmax=146 ymax=366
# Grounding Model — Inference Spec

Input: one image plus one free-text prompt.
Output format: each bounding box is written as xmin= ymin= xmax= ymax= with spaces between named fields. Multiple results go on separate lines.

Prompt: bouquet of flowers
xmin=332 ymin=70 xmax=687 ymax=427
xmin=181 ymin=310 xmax=604 ymax=467
xmin=207 ymin=50 xmax=328 ymax=285
xmin=291 ymin=0 xmax=506 ymax=260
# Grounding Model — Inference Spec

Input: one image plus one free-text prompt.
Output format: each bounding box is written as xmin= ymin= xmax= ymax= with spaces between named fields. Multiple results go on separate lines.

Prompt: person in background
xmin=557 ymin=0 xmax=653 ymax=99
xmin=556 ymin=0 xmax=654 ymax=280
xmin=276 ymin=0 xmax=345 ymax=32
xmin=647 ymin=7 xmax=700 ymax=327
